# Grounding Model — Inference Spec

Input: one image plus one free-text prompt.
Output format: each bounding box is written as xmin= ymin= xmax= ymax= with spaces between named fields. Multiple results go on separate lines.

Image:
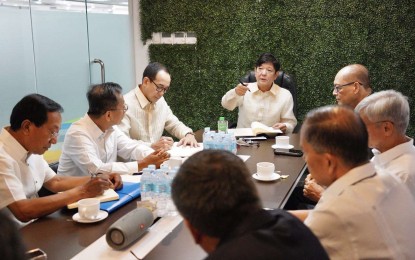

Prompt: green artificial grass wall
xmin=140 ymin=0 xmax=415 ymax=137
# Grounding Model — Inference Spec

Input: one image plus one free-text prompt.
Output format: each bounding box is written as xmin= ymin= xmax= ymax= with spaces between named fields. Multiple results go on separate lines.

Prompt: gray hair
xmin=355 ymin=90 xmax=409 ymax=135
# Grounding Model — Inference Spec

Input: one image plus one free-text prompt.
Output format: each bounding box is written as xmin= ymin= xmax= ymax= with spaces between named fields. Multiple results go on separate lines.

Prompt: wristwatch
xmin=185 ymin=132 xmax=195 ymax=136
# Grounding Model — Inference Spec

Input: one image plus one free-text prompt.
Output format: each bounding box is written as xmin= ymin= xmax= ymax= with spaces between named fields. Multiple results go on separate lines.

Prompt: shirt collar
xmin=0 ymin=127 xmax=31 ymax=164
xmin=323 ymin=162 xmax=376 ymax=198
xmin=83 ymin=115 xmax=115 ymax=140
xmin=250 ymin=82 xmax=280 ymax=96
xmin=371 ymin=138 xmax=414 ymax=168
xmin=135 ymin=85 xmax=154 ymax=110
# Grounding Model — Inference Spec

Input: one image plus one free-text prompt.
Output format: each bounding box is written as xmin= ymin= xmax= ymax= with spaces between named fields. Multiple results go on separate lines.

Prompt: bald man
xmin=285 ymin=64 xmax=373 ymax=209
xmin=333 ymin=64 xmax=372 ymax=108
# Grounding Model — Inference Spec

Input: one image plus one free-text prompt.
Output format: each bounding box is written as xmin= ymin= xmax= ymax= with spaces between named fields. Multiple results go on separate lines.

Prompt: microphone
xmin=106 ymin=208 xmax=154 ymax=250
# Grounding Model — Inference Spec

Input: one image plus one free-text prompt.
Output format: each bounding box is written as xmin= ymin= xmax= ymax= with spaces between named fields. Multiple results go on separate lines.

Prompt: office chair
xmin=240 ymin=70 xmax=298 ymax=117
xmin=37 ymin=162 xmax=59 ymax=197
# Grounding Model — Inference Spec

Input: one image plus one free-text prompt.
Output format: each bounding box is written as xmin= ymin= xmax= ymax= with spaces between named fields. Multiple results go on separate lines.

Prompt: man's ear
xmin=184 ymin=218 xmax=202 ymax=244
xmin=21 ymin=119 xmax=32 ymax=136
xmin=104 ymin=111 xmax=112 ymax=122
xmin=325 ymin=153 xmax=338 ymax=183
xmin=383 ymin=121 xmax=394 ymax=137
xmin=142 ymin=76 xmax=151 ymax=85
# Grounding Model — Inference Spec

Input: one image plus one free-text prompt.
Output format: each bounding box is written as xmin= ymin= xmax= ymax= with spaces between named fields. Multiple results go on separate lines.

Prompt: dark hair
xmin=255 ymin=52 xmax=281 ymax=71
xmin=0 ymin=212 xmax=27 ymax=260
xmin=302 ymin=105 xmax=369 ymax=166
xmin=10 ymin=94 xmax=63 ymax=131
xmin=171 ymin=150 xmax=261 ymax=238
xmin=142 ymin=62 xmax=170 ymax=82
xmin=87 ymin=82 xmax=123 ymax=117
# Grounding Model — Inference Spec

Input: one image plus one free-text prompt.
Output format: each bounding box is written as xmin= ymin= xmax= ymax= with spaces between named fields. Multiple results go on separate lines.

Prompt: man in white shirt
xmin=58 ymin=82 xmax=169 ymax=177
xmin=332 ymin=63 xmax=372 ymax=108
xmin=0 ymin=94 xmax=121 ymax=226
xmin=118 ymin=62 xmax=198 ymax=150
xmin=287 ymin=64 xmax=373 ymax=209
xmin=290 ymin=105 xmax=415 ymax=259
xmin=221 ymin=53 xmax=297 ymax=133
xmin=355 ymin=89 xmax=415 ymax=199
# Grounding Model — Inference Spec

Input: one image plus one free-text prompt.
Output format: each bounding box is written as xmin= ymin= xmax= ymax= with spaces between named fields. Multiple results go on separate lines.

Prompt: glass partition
xmin=0 ymin=1 xmax=36 ymax=126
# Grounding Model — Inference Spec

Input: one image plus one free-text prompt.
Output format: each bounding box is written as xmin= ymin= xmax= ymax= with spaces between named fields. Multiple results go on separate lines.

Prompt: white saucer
xmin=252 ymin=173 xmax=281 ymax=181
xmin=72 ymin=210 xmax=108 ymax=223
xmin=272 ymin=144 xmax=294 ymax=150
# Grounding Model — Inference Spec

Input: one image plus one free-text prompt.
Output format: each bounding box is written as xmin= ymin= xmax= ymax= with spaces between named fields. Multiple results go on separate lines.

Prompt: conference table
xmin=20 ymin=133 xmax=306 ymax=260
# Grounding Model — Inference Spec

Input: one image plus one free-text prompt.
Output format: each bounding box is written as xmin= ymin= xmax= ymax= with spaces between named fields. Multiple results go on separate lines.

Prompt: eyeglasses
xmin=49 ymin=130 xmax=59 ymax=140
xmin=255 ymin=67 xmax=276 ymax=75
xmin=333 ymin=81 xmax=362 ymax=93
xmin=110 ymin=104 xmax=128 ymax=112
xmin=151 ymin=79 xmax=169 ymax=93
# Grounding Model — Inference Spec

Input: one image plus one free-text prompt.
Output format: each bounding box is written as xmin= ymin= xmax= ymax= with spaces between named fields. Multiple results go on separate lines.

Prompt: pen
xmin=239 ymin=79 xmax=250 ymax=91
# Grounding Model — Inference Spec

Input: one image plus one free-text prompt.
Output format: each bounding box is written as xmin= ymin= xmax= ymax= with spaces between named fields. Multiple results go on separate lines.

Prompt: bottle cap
xmin=219 ymin=116 xmax=225 ymax=120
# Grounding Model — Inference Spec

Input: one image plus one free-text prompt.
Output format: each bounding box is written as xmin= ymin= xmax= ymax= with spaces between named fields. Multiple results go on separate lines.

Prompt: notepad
xmin=67 ymin=189 xmax=119 ymax=209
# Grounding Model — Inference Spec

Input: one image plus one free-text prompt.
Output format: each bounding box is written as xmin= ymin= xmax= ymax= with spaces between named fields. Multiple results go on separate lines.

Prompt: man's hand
xmin=303 ymin=177 xmax=324 ymax=203
xmin=151 ymin=136 xmax=174 ymax=150
xmin=98 ymin=173 xmax=123 ymax=190
xmin=272 ymin=123 xmax=287 ymax=133
xmin=235 ymin=83 xmax=250 ymax=96
xmin=139 ymin=149 xmax=170 ymax=170
xmin=80 ymin=177 xmax=113 ymax=197
xmin=177 ymin=133 xmax=199 ymax=147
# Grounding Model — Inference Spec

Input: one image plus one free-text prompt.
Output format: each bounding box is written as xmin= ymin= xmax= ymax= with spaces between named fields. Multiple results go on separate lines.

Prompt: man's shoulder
xmin=209 ymin=210 xmax=328 ymax=260
xmin=124 ymin=87 xmax=136 ymax=98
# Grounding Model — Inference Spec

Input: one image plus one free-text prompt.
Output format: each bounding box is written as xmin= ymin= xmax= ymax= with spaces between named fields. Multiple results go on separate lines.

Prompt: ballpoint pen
xmin=239 ymin=79 xmax=251 ymax=91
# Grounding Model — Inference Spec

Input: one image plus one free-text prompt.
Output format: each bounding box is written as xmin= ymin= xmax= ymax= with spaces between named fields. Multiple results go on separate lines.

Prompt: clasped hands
xmin=303 ymin=174 xmax=325 ymax=202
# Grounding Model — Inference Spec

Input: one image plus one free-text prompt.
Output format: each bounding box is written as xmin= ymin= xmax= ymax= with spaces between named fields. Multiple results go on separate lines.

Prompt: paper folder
xmin=100 ymin=182 xmax=141 ymax=213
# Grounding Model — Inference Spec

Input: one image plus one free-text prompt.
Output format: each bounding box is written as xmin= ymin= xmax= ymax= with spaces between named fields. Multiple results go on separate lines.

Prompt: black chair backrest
xmin=240 ymin=70 xmax=298 ymax=117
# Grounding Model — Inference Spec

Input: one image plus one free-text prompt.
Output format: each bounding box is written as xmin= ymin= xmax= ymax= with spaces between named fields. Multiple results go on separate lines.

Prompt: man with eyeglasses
xmin=221 ymin=52 xmax=297 ymax=133
xmin=355 ymin=90 xmax=415 ymax=200
xmin=0 ymin=94 xmax=122 ymax=226
xmin=58 ymin=82 xmax=170 ymax=177
xmin=119 ymin=62 xmax=198 ymax=150
xmin=333 ymin=64 xmax=372 ymax=108
xmin=285 ymin=63 xmax=373 ymax=209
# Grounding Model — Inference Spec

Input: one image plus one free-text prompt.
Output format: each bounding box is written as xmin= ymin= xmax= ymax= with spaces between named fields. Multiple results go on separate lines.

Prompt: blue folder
xmin=100 ymin=182 xmax=141 ymax=213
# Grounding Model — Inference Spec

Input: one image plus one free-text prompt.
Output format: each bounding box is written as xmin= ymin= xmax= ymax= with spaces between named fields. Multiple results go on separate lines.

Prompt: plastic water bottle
xmin=223 ymin=133 xmax=232 ymax=152
xmin=203 ymin=127 xmax=210 ymax=149
xmin=166 ymin=169 xmax=178 ymax=216
xmin=230 ymin=133 xmax=237 ymax=154
xmin=153 ymin=169 xmax=168 ymax=217
xmin=148 ymin=164 xmax=156 ymax=172
xmin=160 ymin=164 xmax=169 ymax=173
xmin=140 ymin=168 xmax=152 ymax=201
xmin=205 ymin=131 xmax=215 ymax=150
xmin=217 ymin=116 xmax=228 ymax=133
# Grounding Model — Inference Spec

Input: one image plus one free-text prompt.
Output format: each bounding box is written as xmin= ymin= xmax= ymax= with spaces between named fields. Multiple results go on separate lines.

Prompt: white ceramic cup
xmin=275 ymin=136 xmax=290 ymax=147
xmin=78 ymin=198 xmax=100 ymax=220
xmin=256 ymin=162 xmax=275 ymax=179
xmin=168 ymin=157 xmax=183 ymax=169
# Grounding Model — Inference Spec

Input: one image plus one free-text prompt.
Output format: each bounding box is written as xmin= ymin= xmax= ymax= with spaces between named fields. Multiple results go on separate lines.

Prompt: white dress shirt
xmin=119 ymin=86 xmax=192 ymax=143
xmin=221 ymin=82 xmax=297 ymax=132
xmin=305 ymin=162 xmax=415 ymax=259
xmin=58 ymin=115 xmax=154 ymax=176
xmin=0 ymin=128 xmax=55 ymax=227
xmin=371 ymin=138 xmax=415 ymax=200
